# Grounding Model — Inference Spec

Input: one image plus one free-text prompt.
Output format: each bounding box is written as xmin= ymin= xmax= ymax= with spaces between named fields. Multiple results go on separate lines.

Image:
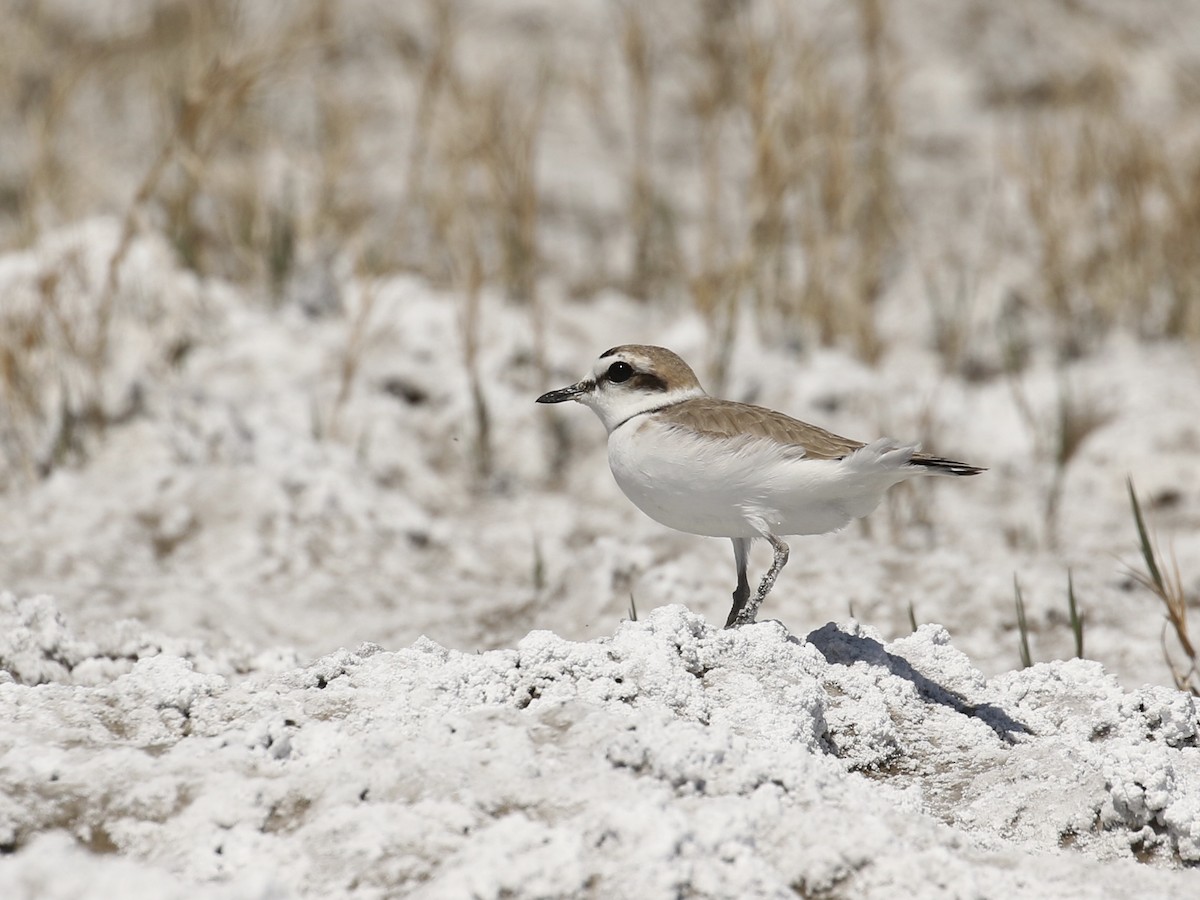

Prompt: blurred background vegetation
xmin=2 ymin=0 xmax=1199 ymax=492
xmin=3 ymin=0 xmax=1198 ymax=369
xmin=0 ymin=0 xmax=1197 ymax=682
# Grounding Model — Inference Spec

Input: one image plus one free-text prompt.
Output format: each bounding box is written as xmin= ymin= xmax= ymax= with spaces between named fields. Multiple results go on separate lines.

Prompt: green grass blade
xmin=1014 ymin=575 xmax=1032 ymax=669
xmin=1128 ymin=477 xmax=1164 ymax=591
xmin=1067 ymin=569 xmax=1084 ymax=659
xmin=532 ymin=538 xmax=545 ymax=592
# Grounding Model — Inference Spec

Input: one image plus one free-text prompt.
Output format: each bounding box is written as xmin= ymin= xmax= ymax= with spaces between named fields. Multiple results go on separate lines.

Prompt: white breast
xmin=606 ymin=416 xmax=903 ymax=539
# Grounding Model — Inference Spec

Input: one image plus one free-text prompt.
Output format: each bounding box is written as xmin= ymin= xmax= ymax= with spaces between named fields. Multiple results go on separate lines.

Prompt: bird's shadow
xmin=801 ymin=623 xmax=1032 ymax=745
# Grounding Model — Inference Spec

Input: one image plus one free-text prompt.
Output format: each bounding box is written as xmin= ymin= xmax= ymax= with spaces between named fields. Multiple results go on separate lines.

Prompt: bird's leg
xmin=725 ymin=537 xmax=752 ymax=628
xmin=731 ymin=534 xmax=789 ymax=627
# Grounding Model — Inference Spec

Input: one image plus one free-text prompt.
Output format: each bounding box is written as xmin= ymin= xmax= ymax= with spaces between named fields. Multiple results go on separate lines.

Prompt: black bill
xmin=536 ymin=381 xmax=590 ymax=404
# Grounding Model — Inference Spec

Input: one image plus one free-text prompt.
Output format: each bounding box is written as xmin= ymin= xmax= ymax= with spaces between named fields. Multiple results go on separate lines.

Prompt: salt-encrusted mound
xmin=0 ymin=596 xmax=1197 ymax=898
xmin=0 ymin=592 xmax=298 ymax=686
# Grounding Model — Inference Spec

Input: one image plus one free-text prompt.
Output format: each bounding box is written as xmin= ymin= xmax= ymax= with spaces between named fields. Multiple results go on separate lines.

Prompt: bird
xmin=536 ymin=344 xmax=985 ymax=628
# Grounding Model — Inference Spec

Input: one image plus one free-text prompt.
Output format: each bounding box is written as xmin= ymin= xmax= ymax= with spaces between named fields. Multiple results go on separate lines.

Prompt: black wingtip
xmin=915 ymin=456 xmax=987 ymax=476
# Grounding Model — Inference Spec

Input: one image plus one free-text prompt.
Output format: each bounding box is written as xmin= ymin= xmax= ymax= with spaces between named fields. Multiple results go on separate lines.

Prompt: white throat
xmin=581 ymin=385 xmax=705 ymax=434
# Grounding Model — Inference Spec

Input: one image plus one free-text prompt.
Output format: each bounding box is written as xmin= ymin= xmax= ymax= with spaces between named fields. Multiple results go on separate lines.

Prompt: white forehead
xmin=591 ymin=347 xmax=643 ymax=377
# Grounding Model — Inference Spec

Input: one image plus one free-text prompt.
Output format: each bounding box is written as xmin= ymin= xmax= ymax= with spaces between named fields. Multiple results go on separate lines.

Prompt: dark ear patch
xmin=629 ymin=372 xmax=668 ymax=393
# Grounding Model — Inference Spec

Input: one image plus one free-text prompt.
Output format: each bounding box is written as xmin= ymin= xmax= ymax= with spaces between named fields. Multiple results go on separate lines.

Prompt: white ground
xmin=2 ymin=596 xmax=1200 ymax=898
xmin=3 ymin=1 xmax=1200 ymax=897
xmin=0 ymin=219 xmax=1198 ymax=898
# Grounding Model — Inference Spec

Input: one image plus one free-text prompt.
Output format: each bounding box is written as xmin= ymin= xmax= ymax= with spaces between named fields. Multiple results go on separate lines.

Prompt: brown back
xmin=655 ymin=397 xmax=864 ymax=460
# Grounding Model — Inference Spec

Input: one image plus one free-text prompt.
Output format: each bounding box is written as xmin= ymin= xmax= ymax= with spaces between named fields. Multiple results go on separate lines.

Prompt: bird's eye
xmin=607 ymin=361 xmax=634 ymax=383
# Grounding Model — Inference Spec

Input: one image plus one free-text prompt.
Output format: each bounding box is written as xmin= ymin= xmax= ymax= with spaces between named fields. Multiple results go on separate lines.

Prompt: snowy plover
xmin=537 ymin=345 xmax=984 ymax=628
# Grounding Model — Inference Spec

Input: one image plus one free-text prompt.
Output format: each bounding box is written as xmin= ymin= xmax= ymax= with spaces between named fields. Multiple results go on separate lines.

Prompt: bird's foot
xmin=726 ymin=535 xmax=789 ymax=628
xmin=729 ymin=589 xmax=768 ymax=627
xmin=725 ymin=589 xmax=749 ymax=628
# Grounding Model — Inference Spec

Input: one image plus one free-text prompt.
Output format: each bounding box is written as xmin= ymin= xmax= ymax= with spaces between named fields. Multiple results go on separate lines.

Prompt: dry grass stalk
xmin=918 ymin=244 xmax=976 ymax=377
xmin=428 ymin=161 xmax=492 ymax=484
xmin=1127 ymin=478 xmax=1198 ymax=695
xmin=851 ymin=0 xmax=896 ymax=361
xmin=910 ymin=177 xmax=1000 ymax=378
xmin=11 ymin=1 xmax=338 ymax=280
xmin=477 ymin=79 xmax=549 ymax=304
xmin=684 ymin=0 xmax=745 ymax=393
xmin=8 ymin=0 xmax=1199 ymax=363
xmin=405 ymin=0 xmax=461 ymax=205
xmin=1 ymin=3 xmax=344 ymax=483
xmin=699 ymin=1 xmax=898 ymax=361
xmin=326 ymin=284 xmax=379 ymax=441
xmin=400 ymin=8 xmax=558 ymax=484
xmin=1013 ymin=102 xmax=1200 ymax=350
xmin=1042 ymin=378 xmax=1111 ymax=547
xmin=618 ymin=3 xmax=680 ymax=300
xmin=457 ymin=232 xmax=493 ymax=484
xmin=1004 ymin=366 xmax=1109 ymax=549
xmin=427 ymin=128 xmax=494 ymax=484
xmin=1161 ymin=156 xmax=1200 ymax=338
